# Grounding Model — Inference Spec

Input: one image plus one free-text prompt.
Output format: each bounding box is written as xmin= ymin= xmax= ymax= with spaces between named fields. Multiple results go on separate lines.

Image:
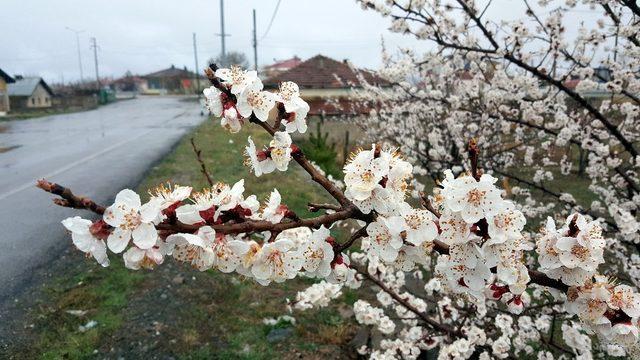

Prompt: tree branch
xmin=357 ymin=268 xmax=463 ymax=337
xmin=37 ymin=179 xmax=105 ymax=215
xmin=190 ymin=137 xmax=214 ymax=186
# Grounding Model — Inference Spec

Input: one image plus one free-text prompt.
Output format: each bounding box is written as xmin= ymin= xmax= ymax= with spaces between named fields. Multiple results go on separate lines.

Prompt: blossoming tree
xmin=38 ymin=1 xmax=640 ymax=358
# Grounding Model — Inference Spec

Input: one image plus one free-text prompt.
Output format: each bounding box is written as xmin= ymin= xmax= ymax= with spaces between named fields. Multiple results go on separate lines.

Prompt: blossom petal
xmin=107 ymin=228 xmax=131 ymax=253
xmin=132 ymin=223 xmax=157 ymax=249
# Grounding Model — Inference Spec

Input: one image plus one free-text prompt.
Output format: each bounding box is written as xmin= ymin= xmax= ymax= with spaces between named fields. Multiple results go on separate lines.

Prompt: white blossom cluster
xmin=62 ymin=183 xmax=358 ymax=288
xmin=343 ymin=144 xmax=413 ymax=215
xmin=344 ymin=1 xmax=640 ymax=357
xmin=353 ymin=300 xmax=396 ymax=335
xmin=203 ymin=66 xmax=309 ymax=134
xmin=291 ymin=280 xmax=343 ymax=311
xmin=537 ymin=214 xmax=606 ymax=286
xmin=433 ymin=171 xmax=531 ymax=313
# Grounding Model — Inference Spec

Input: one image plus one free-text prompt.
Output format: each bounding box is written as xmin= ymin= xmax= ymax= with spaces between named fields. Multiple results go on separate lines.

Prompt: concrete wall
xmin=25 ymin=84 xmax=52 ymax=108
xmin=0 ymin=79 xmax=9 ymax=114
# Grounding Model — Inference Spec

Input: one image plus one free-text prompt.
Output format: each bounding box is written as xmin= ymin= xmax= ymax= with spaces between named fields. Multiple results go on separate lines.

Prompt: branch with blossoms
xmin=354 ymin=0 xmax=640 ymax=274
xmin=39 ymin=63 xmax=640 ymax=358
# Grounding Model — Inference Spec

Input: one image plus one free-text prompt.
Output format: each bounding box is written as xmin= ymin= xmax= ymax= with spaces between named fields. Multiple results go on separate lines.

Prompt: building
xmin=263 ymin=54 xmax=388 ymax=116
xmin=261 ymin=56 xmax=302 ymax=79
xmin=143 ymin=65 xmax=206 ymax=94
xmin=0 ymin=68 xmax=15 ymax=115
xmin=8 ymin=76 xmax=54 ymax=110
xmin=111 ymin=74 xmax=148 ymax=93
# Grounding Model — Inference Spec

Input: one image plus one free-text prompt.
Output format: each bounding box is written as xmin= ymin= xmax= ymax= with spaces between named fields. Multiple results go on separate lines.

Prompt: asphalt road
xmin=0 ymin=97 xmax=205 ymax=298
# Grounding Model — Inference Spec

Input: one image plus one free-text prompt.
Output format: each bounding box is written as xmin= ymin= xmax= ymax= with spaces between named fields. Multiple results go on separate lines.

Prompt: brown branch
xmin=37 ymin=179 xmax=106 ymax=215
xmin=621 ymin=0 xmax=640 ymax=17
xmin=419 ymin=192 xmax=442 ymax=218
xmin=37 ymin=179 xmax=359 ymax=236
xmin=336 ymin=225 xmax=369 ymax=253
xmin=438 ymin=1 xmax=639 ymax=158
xmin=357 ymin=268 xmax=463 ymax=337
xmin=248 ymin=116 xmax=352 ymax=207
xmin=307 ymin=202 xmax=342 ymax=213
xmin=190 ymin=137 xmax=214 ymax=186
xmin=504 ymin=55 xmax=638 ymax=158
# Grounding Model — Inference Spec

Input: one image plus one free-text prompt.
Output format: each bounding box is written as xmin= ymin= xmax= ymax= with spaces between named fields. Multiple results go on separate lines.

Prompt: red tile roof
xmin=306 ymin=97 xmax=373 ymax=116
xmin=564 ymin=78 xmax=581 ymax=90
xmin=264 ymin=55 xmax=388 ymax=89
xmin=144 ymin=65 xmax=201 ymax=79
xmin=263 ymin=56 xmax=302 ymax=71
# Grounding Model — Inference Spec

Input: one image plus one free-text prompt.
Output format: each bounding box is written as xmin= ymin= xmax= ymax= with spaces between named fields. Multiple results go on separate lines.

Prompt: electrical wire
xmin=261 ymin=0 xmax=282 ymax=40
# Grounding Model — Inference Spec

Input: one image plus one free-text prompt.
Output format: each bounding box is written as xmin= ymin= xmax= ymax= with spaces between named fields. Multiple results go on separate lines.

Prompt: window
xmin=31 ymin=98 xmax=35 ymax=105
xmin=38 ymin=97 xmax=41 ymax=105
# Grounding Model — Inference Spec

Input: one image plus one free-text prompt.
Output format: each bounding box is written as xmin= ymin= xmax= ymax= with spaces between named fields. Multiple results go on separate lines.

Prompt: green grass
xmin=138 ymin=119 xmax=333 ymax=214
xmin=25 ymin=261 xmax=143 ymax=360
xmin=20 ymin=118 xmax=354 ymax=359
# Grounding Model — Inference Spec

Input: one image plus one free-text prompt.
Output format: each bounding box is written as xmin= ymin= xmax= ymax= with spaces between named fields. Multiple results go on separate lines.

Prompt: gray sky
xmin=0 ymin=0 xmax=427 ymax=84
xmin=0 ymin=0 xmax=600 ymax=84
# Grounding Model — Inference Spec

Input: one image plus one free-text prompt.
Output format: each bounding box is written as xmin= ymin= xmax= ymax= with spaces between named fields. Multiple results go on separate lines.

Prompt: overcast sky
xmin=0 ymin=0 xmax=423 ymax=84
xmin=0 ymin=0 xmax=601 ymax=84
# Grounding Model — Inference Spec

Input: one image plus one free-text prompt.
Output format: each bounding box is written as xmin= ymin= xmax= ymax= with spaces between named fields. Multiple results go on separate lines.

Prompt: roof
xmin=8 ymin=77 xmax=53 ymax=97
xmin=0 ymin=68 xmax=15 ymax=83
xmin=564 ymin=78 xmax=581 ymax=90
xmin=263 ymin=55 xmax=389 ymax=89
xmin=144 ymin=65 xmax=201 ymax=79
xmin=263 ymin=56 xmax=302 ymax=70
xmin=112 ymin=75 xmax=147 ymax=84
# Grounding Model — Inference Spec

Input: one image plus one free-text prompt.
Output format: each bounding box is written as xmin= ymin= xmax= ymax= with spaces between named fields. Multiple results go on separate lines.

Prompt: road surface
xmin=0 ymin=97 xmax=206 ymax=298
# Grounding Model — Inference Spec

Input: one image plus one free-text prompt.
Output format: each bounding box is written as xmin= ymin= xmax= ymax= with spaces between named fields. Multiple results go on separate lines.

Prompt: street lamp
xmin=65 ymin=26 xmax=84 ymax=83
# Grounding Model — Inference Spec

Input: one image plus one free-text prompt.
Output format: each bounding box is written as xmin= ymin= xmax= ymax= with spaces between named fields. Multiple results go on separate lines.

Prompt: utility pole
xmin=90 ymin=37 xmax=100 ymax=89
xmin=65 ymin=27 xmax=84 ymax=82
xmin=252 ymin=9 xmax=258 ymax=71
xmin=193 ymin=32 xmax=201 ymax=96
xmin=220 ymin=0 xmax=226 ymax=58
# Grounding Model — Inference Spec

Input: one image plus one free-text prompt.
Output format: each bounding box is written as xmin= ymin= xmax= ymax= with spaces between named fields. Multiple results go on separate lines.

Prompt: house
xmin=562 ymin=66 xmax=620 ymax=100
xmin=263 ymin=54 xmax=389 ymax=116
xmin=0 ymin=68 xmax=15 ymax=115
xmin=111 ymin=74 xmax=148 ymax=93
xmin=143 ymin=65 xmax=206 ymax=94
xmin=8 ymin=76 xmax=54 ymax=110
xmin=261 ymin=56 xmax=302 ymax=79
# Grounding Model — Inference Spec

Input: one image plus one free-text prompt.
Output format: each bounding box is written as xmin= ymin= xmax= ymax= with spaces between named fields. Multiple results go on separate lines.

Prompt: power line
xmin=261 ymin=0 xmax=282 ymax=40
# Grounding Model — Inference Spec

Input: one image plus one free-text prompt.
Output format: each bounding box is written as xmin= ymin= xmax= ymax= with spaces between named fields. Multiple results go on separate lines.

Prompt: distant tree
xmin=209 ymin=51 xmax=249 ymax=68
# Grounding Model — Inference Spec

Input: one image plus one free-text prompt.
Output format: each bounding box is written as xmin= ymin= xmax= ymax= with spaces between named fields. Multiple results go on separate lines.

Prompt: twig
xmin=190 ymin=137 xmax=214 ymax=186
xmin=336 ymin=225 xmax=369 ymax=253
xmin=307 ymin=202 xmax=342 ymax=212
xmin=37 ymin=179 xmax=105 ymax=215
xmin=357 ymin=268 xmax=463 ymax=337
xmin=419 ymin=191 xmax=441 ymax=218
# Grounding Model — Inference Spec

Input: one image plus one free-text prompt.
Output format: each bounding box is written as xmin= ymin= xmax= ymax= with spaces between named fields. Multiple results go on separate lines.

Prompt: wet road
xmin=0 ymin=97 xmax=205 ymax=298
